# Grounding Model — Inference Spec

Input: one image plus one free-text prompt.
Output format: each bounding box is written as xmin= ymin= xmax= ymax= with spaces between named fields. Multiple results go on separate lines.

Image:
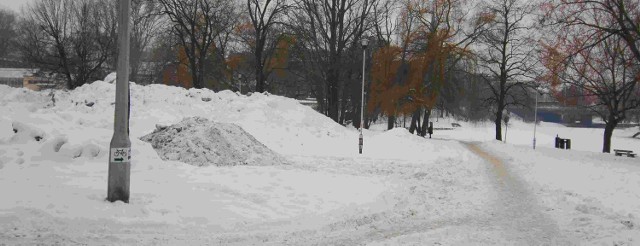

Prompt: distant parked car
xmin=452 ymin=123 xmax=461 ymax=127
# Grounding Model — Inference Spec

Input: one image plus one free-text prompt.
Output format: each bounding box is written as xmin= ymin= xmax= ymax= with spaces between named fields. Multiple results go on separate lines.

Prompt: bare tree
xmin=243 ymin=0 xmax=289 ymax=93
xmin=148 ymin=25 xmax=181 ymax=84
xmin=477 ymin=0 xmax=537 ymax=141
xmin=129 ymin=0 xmax=163 ymax=83
xmin=18 ymin=0 xmax=115 ymax=89
xmin=158 ymin=0 xmax=237 ymax=89
xmin=291 ymin=0 xmax=376 ymax=123
xmin=0 ymin=8 xmax=16 ymax=59
xmin=543 ymin=36 xmax=640 ymax=152
xmin=542 ymin=0 xmax=640 ymax=64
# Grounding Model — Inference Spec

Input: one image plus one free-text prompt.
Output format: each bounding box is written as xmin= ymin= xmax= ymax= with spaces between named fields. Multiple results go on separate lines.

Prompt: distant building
xmin=0 ymin=68 xmax=36 ymax=88
xmin=23 ymin=76 xmax=57 ymax=91
xmin=0 ymin=68 xmax=56 ymax=91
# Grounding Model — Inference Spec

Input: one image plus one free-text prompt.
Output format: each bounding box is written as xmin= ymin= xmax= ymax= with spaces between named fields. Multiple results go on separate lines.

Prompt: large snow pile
xmin=0 ymin=75 xmax=354 ymax=157
xmin=140 ymin=117 xmax=286 ymax=166
xmin=0 ymin=79 xmax=404 ymax=243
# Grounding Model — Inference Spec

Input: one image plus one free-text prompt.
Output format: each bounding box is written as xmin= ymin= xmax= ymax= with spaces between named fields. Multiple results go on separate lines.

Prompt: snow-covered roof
xmin=0 ymin=68 xmax=37 ymax=79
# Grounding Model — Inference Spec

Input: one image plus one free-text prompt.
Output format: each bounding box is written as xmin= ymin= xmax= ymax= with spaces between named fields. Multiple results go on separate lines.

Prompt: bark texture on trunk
xmin=409 ymin=109 xmax=420 ymax=134
xmin=602 ymin=121 xmax=617 ymax=153
xmin=420 ymin=109 xmax=431 ymax=137
xmin=388 ymin=115 xmax=395 ymax=130
xmin=495 ymin=110 xmax=503 ymax=141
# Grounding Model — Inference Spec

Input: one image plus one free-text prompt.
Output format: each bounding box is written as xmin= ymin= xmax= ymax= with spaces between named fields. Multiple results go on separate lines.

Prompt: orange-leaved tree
xmin=405 ymin=0 xmax=478 ymax=136
xmin=368 ymin=0 xmax=482 ymax=135
xmin=368 ymin=46 xmax=404 ymax=124
xmin=266 ymin=34 xmax=296 ymax=79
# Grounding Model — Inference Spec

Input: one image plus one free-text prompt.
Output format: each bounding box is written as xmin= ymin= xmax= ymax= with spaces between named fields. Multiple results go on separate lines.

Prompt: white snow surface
xmin=1 ymin=78 xmax=639 ymax=245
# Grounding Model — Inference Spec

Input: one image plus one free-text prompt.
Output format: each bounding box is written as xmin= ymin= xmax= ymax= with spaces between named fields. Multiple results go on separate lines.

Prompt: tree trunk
xmin=327 ymin=69 xmax=340 ymax=122
xmin=495 ymin=110 xmax=503 ymax=141
xmin=196 ymin=52 xmax=206 ymax=89
xmin=602 ymin=120 xmax=618 ymax=153
xmin=416 ymin=110 xmax=422 ymax=136
xmin=255 ymin=39 xmax=265 ymax=93
xmin=420 ymin=109 xmax=431 ymax=137
xmin=387 ymin=115 xmax=395 ymax=130
xmin=255 ymin=63 xmax=265 ymax=93
xmin=339 ymin=83 xmax=348 ymax=125
xmin=188 ymin=53 xmax=200 ymax=89
xmin=130 ymin=42 xmax=142 ymax=84
xmin=55 ymin=44 xmax=73 ymax=89
xmin=353 ymin=105 xmax=361 ymax=128
xmin=409 ymin=109 xmax=420 ymax=134
xmin=365 ymin=114 xmax=370 ymax=129
xmin=192 ymin=68 xmax=202 ymax=89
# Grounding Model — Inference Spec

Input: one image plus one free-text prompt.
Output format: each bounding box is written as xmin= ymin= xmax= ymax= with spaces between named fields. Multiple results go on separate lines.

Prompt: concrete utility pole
xmin=108 ymin=0 xmax=132 ymax=203
xmin=359 ymin=38 xmax=368 ymax=154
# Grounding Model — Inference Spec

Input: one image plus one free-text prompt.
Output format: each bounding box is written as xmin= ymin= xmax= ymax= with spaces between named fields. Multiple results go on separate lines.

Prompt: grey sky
xmin=0 ymin=0 xmax=35 ymax=12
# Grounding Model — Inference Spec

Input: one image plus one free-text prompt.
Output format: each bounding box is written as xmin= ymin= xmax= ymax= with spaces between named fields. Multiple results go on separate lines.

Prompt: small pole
xmin=503 ymin=111 xmax=509 ymax=143
xmin=358 ymin=37 xmax=369 ymax=154
xmin=504 ymin=111 xmax=510 ymax=143
xmin=533 ymin=91 xmax=538 ymax=150
xmin=505 ymin=123 xmax=508 ymax=143
xmin=359 ymin=38 xmax=368 ymax=154
xmin=108 ymin=0 xmax=132 ymax=203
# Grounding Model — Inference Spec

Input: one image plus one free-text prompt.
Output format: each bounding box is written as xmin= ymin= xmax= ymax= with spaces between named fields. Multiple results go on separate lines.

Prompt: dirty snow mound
xmin=140 ymin=117 xmax=286 ymax=166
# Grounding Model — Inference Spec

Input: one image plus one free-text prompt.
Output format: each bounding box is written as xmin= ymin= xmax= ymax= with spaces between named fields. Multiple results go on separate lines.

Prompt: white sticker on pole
xmin=110 ymin=148 xmax=131 ymax=163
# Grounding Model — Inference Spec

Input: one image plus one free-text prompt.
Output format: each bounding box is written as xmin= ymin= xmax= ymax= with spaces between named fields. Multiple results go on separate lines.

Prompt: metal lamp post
xmin=533 ymin=86 xmax=546 ymax=150
xmin=504 ymin=112 xmax=510 ymax=143
xmin=108 ymin=0 xmax=132 ymax=203
xmin=359 ymin=38 xmax=368 ymax=154
xmin=533 ymin=90 xmax=538 ymax=150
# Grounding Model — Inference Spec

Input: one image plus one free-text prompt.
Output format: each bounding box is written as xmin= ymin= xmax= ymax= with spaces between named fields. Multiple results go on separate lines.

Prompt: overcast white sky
xmin=0 ymin=0 xmax=34 ymax=13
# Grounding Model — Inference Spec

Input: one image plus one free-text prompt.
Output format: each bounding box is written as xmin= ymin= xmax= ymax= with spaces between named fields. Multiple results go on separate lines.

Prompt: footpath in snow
xmin=478 ymin=141 xmax=640 ymax=245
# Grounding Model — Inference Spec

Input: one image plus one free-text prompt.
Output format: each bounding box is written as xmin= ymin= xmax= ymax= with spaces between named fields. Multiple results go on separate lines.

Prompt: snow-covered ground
xmin=428 ymin=114 xmax=640 ymax=153
xmin=1 ymin=77 xmax=639 ymax=245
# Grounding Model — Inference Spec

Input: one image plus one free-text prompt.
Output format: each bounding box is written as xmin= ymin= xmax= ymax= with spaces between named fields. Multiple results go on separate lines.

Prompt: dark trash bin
xmin=565 ymin=139 xmax=571 ymax=149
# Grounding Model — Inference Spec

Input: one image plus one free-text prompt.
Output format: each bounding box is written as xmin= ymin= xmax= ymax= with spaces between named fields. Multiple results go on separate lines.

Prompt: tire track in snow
xmin=463 ymin=142 xmax=574 ymax=245
xmin=204 ymin=142 xmax=574 ymax=245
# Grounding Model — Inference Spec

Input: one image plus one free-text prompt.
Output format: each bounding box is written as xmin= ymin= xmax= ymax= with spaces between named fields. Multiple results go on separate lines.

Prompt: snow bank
xmin=1 ymin=76 xmax=356 ymax=157
xmin=140 ymin=117 xmax=286 ymax=166
xmin=0 ymin=78 xmax=402 ymax=243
